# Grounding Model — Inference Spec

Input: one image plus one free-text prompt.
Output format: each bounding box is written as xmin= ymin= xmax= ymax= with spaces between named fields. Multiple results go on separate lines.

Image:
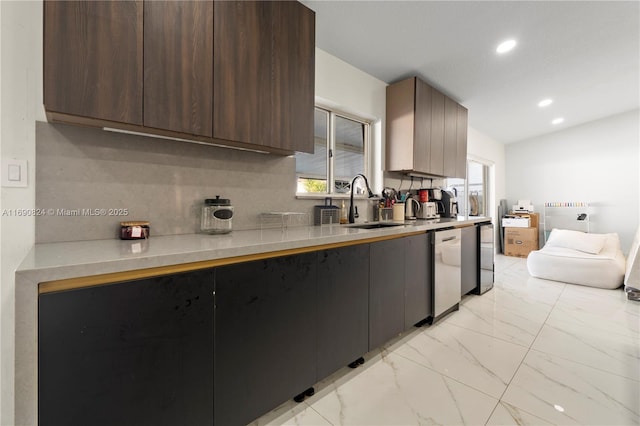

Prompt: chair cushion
xmin=545 ymin=228 xmax=607 ymax=254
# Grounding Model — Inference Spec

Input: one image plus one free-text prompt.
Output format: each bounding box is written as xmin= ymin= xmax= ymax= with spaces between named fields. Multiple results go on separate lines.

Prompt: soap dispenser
xmin=340 ymin=200 xmax=348 ymax=224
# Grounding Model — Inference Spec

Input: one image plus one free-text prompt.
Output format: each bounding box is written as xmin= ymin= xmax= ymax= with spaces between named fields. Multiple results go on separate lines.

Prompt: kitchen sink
xmin=346 ymin=222 xmax=405 ymax=229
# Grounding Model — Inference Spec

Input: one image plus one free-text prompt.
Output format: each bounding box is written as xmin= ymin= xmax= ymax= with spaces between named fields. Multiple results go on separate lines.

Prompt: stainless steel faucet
xmin=349 ymin=174 xmax=376 ymax=223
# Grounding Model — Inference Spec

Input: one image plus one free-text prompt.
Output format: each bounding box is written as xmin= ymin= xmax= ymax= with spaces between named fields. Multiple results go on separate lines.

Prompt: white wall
xmin=1 ymin=1 xmax=42 ymax=424
xmin=505 ymin=109 xmax=640 ymax=254
xmin=315 ymin=48 xmax=387 ymax=194
xmin=467 ymin=126 xmax=506 ymax=221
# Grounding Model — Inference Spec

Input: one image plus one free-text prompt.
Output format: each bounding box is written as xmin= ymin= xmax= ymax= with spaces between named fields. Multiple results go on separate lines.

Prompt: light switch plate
xmin=2 ymin=158 xmax=28 ymax=187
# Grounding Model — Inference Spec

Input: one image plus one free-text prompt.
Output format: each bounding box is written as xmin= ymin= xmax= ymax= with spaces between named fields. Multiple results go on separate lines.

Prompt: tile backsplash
xmin=35 ymin=121 xmax=326 ymax=243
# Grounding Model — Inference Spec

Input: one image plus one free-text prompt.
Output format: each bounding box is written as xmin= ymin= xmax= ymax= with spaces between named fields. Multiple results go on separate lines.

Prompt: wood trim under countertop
xmin=38 ymin=230 xmax=427 ymax=294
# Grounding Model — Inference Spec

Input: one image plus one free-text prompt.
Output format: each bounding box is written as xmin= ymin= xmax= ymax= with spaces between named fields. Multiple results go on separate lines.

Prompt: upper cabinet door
xmin=386 ymin=76 xmax=468 ymax=177
xmin=414 ymin=79 xmax=433 ymax=174
xmin=144 ymin=1 xmax=213 ymax=137
xmin=271 ymin=1 xmax=315 ymax=153
xmin=455 ymin=104 xmax=469 ymax=178
xmin=213 ymin=1 xmax=315 ymax=153
xmin=443 ymin=96 xmax=458 ymax=178
xmin=44 ymin=0 xmax=143 ymax=125
xmin=213 ymin=1 xmax=272 ymax=147
xmin=429 ymin=89 xmax=445 ymax=177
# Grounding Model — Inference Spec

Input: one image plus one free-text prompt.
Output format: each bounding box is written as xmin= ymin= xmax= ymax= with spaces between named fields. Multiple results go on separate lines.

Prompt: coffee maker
xmin=440 ymin=190 xmax=459 ymax=218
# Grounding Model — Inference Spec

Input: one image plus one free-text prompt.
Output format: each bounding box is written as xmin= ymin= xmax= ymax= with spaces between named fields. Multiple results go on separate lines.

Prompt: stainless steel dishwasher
xmin=432 ymin=228 xmax=462 ymax=320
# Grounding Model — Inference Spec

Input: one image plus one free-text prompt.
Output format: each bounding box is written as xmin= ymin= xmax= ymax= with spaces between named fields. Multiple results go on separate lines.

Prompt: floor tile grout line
xmin=486 ymin=261 xmax=569 ymax=425
xmin=525 ymin=281 xmax=640 ymax=383
xmin=488 ymin=257 xmax=579 ymax=424
xmin=376 ymin=258 xmax=555 ymax=425
xmin=442 ymin=304 xmax=550 ymax=351
xmin=259 ymin=256 xmax=638 ymax=425
xmin=525 ymin=346 xmax=640 ymax=384
xmin=306 ymin=402 xmax=335 ymax=426
xmin=442 ymin=320 xmax=533 ymax=350
xmin=392 ymin=348 xmax=503 ymax=402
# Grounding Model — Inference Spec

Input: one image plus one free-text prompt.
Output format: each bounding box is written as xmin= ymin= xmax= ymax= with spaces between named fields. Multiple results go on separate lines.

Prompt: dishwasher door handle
xmin=441 ymin=236 xmax=457 ymax=242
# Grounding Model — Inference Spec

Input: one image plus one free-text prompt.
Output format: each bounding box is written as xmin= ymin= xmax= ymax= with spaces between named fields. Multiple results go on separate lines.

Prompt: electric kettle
xmin=405 ymin=197 xmax=420 ymax=219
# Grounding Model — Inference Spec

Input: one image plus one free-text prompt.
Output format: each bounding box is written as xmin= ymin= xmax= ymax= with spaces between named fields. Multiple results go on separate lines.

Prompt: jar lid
xmin=120 ymin=221 xmax=150 ymax=227
xmin=205 ymin=195 xmax=230 ymax=205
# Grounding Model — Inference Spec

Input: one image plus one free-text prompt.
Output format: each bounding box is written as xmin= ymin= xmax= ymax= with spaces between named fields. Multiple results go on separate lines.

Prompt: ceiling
xmin=301 ymin=1 xmax=640 ymax=144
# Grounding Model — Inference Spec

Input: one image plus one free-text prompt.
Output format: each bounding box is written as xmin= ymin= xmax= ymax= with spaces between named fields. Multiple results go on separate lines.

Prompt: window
xmin=448 ymin=159 xmax=490 ymax=217
xmin=296 ymin=107 xmax=369 ymax=195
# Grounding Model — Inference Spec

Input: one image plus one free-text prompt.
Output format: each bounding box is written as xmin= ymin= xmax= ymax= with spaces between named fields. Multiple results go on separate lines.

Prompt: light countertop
xmin=17 ymin=217 xmax=491 ymax=283
xmin=13 ymin=216 xmax=491 ymax=425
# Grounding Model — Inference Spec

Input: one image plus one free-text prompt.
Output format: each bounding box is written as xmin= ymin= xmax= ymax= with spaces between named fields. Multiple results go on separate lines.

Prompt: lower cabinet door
xmin=404 ymin=233 xmax=432 ymax=328
xmin=317 ymin=244 xmax=369 ymax=378
xmin=214 ymin=253 xmax=317 ymax=426
xmin=38 ymin=269 xmax=215 ymax=426
xmin=369 ymin=238 xmax=406 ymax=350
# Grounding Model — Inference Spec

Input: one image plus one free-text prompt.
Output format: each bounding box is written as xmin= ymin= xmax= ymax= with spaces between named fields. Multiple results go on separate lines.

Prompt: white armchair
xmin=527 ymin=229 xmax=626 ymax=289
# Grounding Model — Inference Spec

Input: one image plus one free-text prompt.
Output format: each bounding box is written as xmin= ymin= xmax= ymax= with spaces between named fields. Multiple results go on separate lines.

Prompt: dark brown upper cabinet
xmin=144 ymin=1 xmax=213 ymax=137
xmin=429 ymin=89 xmax=446 ymax=176
xmin=386 ymin=76 xmax=468 ymax=178
xmin=213 ymin=1 xmax=315 ymax=153
xmin=271 ymin=1 xmax=315 ymax=153
xmin=455 ymin=103 xmax=469 ymax=179
xmin=44 ymin=1 xmax=143 ymax=125
xmin=386 ymin=77 xmax=428 ymax=174
xmin=43 ymin=0 xmax=315 ymax=155
xmin=442 ymin=96 xmax=458 ymax=177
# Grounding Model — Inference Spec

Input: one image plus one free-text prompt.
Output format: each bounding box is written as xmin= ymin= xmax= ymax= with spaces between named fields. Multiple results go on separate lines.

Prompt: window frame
xmin=295 ymin=106 xmax=371 ymax=198
xmin=447 ymin=157 xmax=493 ymax=218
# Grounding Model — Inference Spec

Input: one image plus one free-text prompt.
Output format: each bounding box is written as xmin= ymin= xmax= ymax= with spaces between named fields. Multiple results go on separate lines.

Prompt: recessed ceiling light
xmin=538 ymin=99 xmax=553 ymax=107
xmin=496 ymin=39 xmax=517 ymax=54
xmin=552 ymin=117 xmax=564 ymax=125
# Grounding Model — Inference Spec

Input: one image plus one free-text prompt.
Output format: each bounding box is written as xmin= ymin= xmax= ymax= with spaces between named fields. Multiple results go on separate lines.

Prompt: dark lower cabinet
xmin=369 ymin=238 xmax=406 ymax=350
xmin=38 ymin=233 xmax=446 ymax=426
xmin=404 ymin=233 xmax=432 ymax=328
xmin=317 ymin=245 xmax=369 ymax=378
xmin=214 ymin=254 xmax=317 ymax=426
xmin=38 ymin=269 xmax=215 ymax=426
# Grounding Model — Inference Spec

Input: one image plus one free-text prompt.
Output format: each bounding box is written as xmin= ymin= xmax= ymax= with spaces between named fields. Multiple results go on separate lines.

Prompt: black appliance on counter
xmin=440 ymin=190 xmax=459 ymax=218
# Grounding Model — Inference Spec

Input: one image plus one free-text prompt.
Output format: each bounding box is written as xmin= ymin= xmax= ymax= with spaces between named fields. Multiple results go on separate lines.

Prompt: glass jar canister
xmin=201 ymin=196 xmax=233 ymax=234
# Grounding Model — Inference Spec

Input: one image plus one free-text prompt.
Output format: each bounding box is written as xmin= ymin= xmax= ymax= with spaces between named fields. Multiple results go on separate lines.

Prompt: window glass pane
xmin=296 ymin=109 xmax=328 ymax=193
xmin=333 ymin=115 xmax=365 ymax=193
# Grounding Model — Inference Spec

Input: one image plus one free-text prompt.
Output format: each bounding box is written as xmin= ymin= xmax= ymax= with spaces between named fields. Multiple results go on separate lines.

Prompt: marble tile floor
xmin=252 ymin=255 xmax=640 ymax=426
